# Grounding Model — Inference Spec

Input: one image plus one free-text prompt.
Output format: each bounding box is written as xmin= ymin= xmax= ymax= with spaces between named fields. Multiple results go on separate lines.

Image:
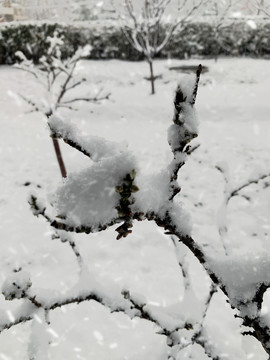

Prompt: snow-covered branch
xmin=216 ymin=163 xmax=270 ymax=254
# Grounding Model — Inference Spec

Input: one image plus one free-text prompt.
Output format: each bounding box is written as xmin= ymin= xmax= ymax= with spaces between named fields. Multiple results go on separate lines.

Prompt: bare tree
xmin=250 ymin=0 xmax=270 ymax=16
xmin=120 ymin=0 xmax=205 ymax=94
xmin=203 ymin=0 xmax=237 ymax=61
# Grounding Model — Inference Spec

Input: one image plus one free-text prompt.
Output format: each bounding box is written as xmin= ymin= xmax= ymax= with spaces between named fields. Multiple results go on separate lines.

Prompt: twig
xmin=230 ymin=173 xmax=270 ymax=199
xmin=60 ymin=93 xmax=111 ymax=105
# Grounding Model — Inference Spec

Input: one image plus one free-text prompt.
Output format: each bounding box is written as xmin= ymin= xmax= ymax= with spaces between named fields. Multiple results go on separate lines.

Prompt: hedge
xmin=0 ymin=20 xmax=270 ymax=64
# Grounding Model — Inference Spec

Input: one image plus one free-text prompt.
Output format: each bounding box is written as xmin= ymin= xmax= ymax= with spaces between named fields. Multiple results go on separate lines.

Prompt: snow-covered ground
xmin=0 ymin=57 xmax=269 ymax=359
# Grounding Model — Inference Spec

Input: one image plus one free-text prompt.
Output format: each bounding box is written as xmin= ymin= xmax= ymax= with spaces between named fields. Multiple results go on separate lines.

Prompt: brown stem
xmin=51 ymin=138 xmax=67 ymax=178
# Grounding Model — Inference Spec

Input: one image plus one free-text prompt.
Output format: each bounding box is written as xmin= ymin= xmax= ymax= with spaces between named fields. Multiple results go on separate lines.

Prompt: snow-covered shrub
xmin=1 ymin=20 xmax=270 ymax=65
xmin=15 ymin=31 xmax=109 ymax=178
xmin=0 ymin=66 xmax=203 ymax=359
xmin=0 ymin=22 xmax=87 ymax=65
xmin=2 ymin=62 xmax=270 ymax=358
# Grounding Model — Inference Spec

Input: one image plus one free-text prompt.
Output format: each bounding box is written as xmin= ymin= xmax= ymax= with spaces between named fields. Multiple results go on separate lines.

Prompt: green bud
xmin=115 ymin=186 xmax=123 ymax=193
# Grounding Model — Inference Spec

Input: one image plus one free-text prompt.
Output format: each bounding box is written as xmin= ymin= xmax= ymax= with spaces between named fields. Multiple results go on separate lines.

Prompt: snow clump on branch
xmin=46 ymin=70 xmax=201 ymax=239
xmin=2 ymin=271 xmax=32 ymax=301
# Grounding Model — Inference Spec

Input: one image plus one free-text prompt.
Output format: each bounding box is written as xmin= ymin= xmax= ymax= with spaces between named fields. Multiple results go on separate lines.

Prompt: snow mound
xmin=52 ymin=152 xmax=137 ymax=230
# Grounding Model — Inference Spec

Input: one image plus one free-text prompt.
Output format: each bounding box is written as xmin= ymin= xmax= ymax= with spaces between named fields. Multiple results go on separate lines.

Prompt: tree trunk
xmin=148 ymin=60 xmax=155 ymax=95
xmin=51 ymin=138 xmax=67 ymax=178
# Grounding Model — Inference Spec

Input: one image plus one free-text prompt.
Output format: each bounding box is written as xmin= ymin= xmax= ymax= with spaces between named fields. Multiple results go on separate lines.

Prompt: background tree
xmin=203 ymin=0 xmax=237 ymax=61
xmin=250 ymin=0 xmax=270 ymax=15
xmin=119 ymin=0 xmax=205 ymax=94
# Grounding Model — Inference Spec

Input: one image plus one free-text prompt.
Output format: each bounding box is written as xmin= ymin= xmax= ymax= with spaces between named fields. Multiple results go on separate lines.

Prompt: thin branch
xmin=252 ymin=0 xmax=270 ymax=17
xmin=192 ymin=64 xmax=202 ymax=105
xmin=185 ymin=144 xmax=200 ymax=155
xmin=192 ymin=284 xmax=217 ymax=344
xmin=18 ymin=94 xmax=41 ymax=113
xmin=230 ymin=173 xmax=270 ymax=199
xmin=60 ymin=93 xmax=110 ymax=105
xmin=65 ymin=78 xmax=87 ymax=92
xmin=151 ymin=212 xmax=227 ymax=294
xmin=55 ymin=60 xmax=78 ymax=106
xmin=171 ymin=236 xmax=191 ymax=290
xmin=0 ymin=315 xmax=33 ymax=333
xmin=52 ymin=230 xmax=83 ymax=271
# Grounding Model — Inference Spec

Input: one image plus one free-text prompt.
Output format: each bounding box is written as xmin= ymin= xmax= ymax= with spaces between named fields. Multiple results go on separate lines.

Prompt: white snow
xmin=52 ymin=150 xmax=136 ymax=229
xmin=209 ymin=251 xmax=270 ymax=317
xmin=0 ymin=57 xmax=269 ymax=359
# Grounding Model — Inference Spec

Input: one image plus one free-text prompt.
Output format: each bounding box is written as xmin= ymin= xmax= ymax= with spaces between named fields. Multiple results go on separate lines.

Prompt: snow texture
xmin=133 ymin=169 xmax=171 ymax=214
xmin=28 ymin=309 xmax=49 ymax=360
xmin=52 ymin=150 xmax=137 ymax=229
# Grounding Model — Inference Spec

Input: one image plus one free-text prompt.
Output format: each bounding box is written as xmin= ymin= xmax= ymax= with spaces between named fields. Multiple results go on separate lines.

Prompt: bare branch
xmin=185 ymin=143 xmax=200 ymax=155
xmin=60 ymin=93 xmax=110 ymax=105
xmin=65 ymin=78 xmax=87 ymax=92
xmin=252 ymin=0 xmax=270 ymax=17
xmin=230 ymin=173 xmax=270 ymax=199
xmin=18 ymin=94 xmax=41 ymax=113
xmin=52 ymin=230 xmax=83 ymax=270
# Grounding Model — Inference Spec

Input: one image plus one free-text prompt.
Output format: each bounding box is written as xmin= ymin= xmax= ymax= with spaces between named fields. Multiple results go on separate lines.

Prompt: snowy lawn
xmin=0 ymin=57 xmax=270 ymax=359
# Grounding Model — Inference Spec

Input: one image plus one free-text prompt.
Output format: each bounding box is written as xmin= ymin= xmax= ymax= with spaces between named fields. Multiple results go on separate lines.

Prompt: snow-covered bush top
xmin=46 ymin=70 xmax=201 ymax=239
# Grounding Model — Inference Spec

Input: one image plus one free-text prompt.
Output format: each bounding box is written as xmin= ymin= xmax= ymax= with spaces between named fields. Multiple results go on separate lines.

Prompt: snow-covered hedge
xmin=1 ymin=20 xmax=270 ymax=64
xmin=0 ymin=22 xmax=87 ymax=64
